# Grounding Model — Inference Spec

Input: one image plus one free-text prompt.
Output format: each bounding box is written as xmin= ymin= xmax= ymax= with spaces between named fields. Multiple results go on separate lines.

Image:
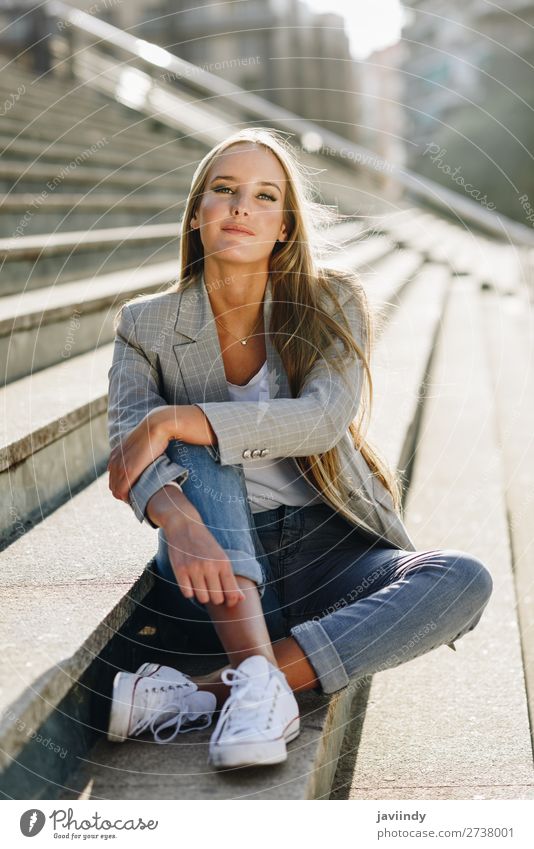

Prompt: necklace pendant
xmin=241 ymin=339 xmax=247 ymax=345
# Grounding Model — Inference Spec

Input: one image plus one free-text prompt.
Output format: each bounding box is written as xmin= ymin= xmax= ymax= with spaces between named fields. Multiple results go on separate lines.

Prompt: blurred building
xmin=0 ymin=1 xmax=363 ymax=142
xmin=357 ymin=39 xmax=408 ymax=199
xmin=0 ymin=0 xmax=158 ymax=66
xmin=400 ymin=0 xmax=534 ymax=223
xmin=53 ymin=0 xmax=161 ymax=31
xmin=138 ymin=0 xmax=361 ymax=143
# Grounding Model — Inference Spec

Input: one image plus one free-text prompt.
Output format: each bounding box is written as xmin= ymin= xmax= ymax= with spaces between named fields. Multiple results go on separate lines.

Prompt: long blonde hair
xmin=170 ymin=127 xmax=403 ymax=521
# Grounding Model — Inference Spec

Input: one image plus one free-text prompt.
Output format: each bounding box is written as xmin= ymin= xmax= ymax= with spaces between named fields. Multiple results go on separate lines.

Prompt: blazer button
xmin=242 ymin=449 xmax=252 ymax=459
xmin=259 ymin=448 xmax=269 ymax=457
xmin=251 ymin=448 xmax=261 ymax=458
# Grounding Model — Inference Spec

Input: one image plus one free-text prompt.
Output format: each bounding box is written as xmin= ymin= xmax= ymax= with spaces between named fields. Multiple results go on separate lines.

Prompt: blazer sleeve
xmin=193 ymin=287 xmax=368 ymax=466
xmin=107 ymin=303 xmax=190 ymax=528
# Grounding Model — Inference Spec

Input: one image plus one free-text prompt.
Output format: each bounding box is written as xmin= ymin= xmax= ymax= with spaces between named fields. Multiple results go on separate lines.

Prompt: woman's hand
xmin=164 ymin=510 xmax=245 ymax=607
xmin=107 ymin=406 xmax=175 ymax=503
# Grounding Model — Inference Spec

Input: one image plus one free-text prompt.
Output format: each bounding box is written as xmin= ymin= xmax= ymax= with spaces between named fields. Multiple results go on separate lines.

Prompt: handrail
xmin=45 ymin=0 xmax=534 ymax=248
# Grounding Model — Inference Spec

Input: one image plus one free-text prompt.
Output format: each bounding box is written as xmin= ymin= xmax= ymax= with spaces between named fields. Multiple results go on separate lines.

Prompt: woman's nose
xmin=230 ymin=193 xmax=249 ymax=215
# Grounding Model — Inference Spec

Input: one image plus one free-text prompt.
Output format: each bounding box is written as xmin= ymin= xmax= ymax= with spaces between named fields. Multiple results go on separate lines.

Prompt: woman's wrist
xmin=146 ymin=482 xmax=199 ymax=529
xmin=181 ymin=405 xmax=218 ymax=446
xmin=151 ymin=405 xmax=182 ymax=441
xmin=149 ymin=404 xmax=217 ymax=447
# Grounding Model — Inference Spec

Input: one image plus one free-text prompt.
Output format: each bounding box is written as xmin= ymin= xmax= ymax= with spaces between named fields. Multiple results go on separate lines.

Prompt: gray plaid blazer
xmin=107 ymin=271 xmax=417 ymax=551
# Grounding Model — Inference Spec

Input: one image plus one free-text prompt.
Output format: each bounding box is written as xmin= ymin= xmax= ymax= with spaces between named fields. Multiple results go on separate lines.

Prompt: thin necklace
xmin=214 ymin=310 xmax=263 ymax=346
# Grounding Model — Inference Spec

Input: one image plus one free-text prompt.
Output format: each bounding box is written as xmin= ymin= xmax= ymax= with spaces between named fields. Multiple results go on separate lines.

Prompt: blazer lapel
xmin=172 ymin=271 xmax=291 ymax=404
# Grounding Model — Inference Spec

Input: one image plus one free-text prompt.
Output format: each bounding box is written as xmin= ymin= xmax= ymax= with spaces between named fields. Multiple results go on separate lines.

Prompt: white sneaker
xmin=208 ymin=655 xmax=300 ymax=769
xmin=108 ymin=662 xmax=217 ymax=744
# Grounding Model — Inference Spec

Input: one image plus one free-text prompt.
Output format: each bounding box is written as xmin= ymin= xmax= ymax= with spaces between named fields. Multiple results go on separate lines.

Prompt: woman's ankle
xmin=192 ymin=666 xmax=232 ymax=709
xmin=226 ymin=648 xmax=277 ymax=668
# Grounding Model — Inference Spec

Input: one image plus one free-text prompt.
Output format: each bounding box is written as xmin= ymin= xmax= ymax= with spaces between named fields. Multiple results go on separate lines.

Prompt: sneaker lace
xmin=211 ymin=666 xmax=276 ymax=743
xmin=132 ymin=682 xmax=213 ymax=744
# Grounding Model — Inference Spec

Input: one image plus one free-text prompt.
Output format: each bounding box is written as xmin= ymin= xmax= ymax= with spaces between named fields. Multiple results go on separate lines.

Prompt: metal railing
xmin=43 ymin=0 xmax=534 ymax=248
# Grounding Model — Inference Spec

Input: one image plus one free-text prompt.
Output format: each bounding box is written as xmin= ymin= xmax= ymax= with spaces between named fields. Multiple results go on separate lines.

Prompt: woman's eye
xmin=213 ymin=186 xmax=276 ymax=202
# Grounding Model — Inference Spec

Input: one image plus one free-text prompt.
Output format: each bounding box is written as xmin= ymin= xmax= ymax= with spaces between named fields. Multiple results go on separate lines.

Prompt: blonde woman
xmin=106 ymin=128 xmax=493 ymax=770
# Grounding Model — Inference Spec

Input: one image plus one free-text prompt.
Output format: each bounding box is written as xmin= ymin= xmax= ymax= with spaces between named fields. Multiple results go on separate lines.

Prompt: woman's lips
xmin=221 ymin=226 xmax=254 ymax=236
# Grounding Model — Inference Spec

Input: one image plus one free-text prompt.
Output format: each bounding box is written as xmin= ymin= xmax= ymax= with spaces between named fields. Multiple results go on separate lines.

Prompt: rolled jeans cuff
xmin=226 ymin=548 xmax=266 ymax=599
xmin=290 ymin=619 xmax=350 ymax=695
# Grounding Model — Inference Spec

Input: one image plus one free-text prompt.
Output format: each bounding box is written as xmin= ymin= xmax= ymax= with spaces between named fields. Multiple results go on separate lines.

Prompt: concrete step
xmin=377 ymin=209 xmax=444 ymax=246
xmin=359 ymin=248 xmax=425 ymax=321
xmin=0 ymin=83 xmax=174 ymax=141
xmin=0 ymin=223 xmax=180 ymax=295
xmin=342 ymin=275 xmax=534 ymax=800
xmin=0 ymin=342 xmax=112 ymax=544
xmin=321 ymin=219 xmax=365 ymax=246
xmin=53 ymin=262 xmax=450 ymax=800
xmin=6 ymin=71 xmax=201 ymax=157
xmin=480 ymin=286 xmax=534 ymax=748
xmin=0 ymin=67 xmax=114 ymax=109
xmin=0 ymin=472 xmax=156 ymax=799
xmin=376 ymin=209 xmax=517 ymax=284
xmin=0 ymin=131 xmax=199 ymax=174
xmin=0 ymin=259 xmax=179 ymax=384
xmin=372 ymin=207 xmax=429 ymax=240
xmin=431 ymin=232 xmax=527 ymax=295
xmin=0 ymin=63 xmax=122 ymax=103
xmin=0 ymin=92 xmax=169 ymax=146
xmin=0 ymin=158 xmax=191 ymax=195
xmin=323 ymin=234 xmax=400 ymax=272
xmin=0 ymin=192 xmax=182 ymax=237
xmin=310 ymin=160 xmax=390 ymax=217
xmin=0 ymin=70 xmax=185 ymax=148
xmin=0 ymin=114 xmax=191 ymax=166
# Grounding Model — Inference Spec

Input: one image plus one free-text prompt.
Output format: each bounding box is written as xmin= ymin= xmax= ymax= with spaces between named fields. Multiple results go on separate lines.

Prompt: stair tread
xmin=0 ymin=259 xmax=179 ymax=331
xmin=0 ymin=473 xmax=155 ymax=771
xmin=0 ymin=191 xmax=182 ymax=208
xmin=0 ymin=159 xmax=190 ymax=187
xmin=0 ymin=222 xmax=179 ymax=257
xmin=0 ymin=343 xmax=112 ymax=470
xmin=348 ymin=276 xmax=534 ymax=799
xmin=0 ymin=134 xmax=194 ymax=171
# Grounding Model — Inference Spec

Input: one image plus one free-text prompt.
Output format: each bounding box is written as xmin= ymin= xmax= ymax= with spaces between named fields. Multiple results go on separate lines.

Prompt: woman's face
xmin=190 ymin=143 xmax=288 ymax=267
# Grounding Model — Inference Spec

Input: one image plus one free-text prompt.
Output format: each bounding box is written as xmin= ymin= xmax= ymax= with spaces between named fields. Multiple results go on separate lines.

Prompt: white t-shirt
xmin=226 ymin=360 xmax=324 ymax=513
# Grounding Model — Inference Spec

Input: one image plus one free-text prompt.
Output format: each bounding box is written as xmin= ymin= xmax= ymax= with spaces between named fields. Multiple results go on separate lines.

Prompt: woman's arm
xmin=107 ymin=303 xmax=192 ymax=528
xmin=189 ymin=287 xmax=368 ymax=465
xmin=107 ymin=403 xmax=218 ymax=504
xmin=160 ymin=404 xmax=218 ymax=446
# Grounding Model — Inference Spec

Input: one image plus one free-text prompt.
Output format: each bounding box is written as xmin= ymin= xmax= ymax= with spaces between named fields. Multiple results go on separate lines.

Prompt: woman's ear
xmin=278 ymin=223 xmax=288 ymax=242
xmin=190 ymin=211 xmax=199 ymax=230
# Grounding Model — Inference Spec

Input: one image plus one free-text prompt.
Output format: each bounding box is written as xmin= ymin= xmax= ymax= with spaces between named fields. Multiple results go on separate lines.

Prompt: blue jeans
xmin=153 ymin=442 xmax=493 ymax=695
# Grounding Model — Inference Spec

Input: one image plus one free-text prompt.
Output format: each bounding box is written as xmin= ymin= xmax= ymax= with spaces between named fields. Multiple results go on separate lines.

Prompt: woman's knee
xmin=437 ymin=550 xmax=493 ymax=644
xmin=444 ymin=549 xmax=493 ymax=606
